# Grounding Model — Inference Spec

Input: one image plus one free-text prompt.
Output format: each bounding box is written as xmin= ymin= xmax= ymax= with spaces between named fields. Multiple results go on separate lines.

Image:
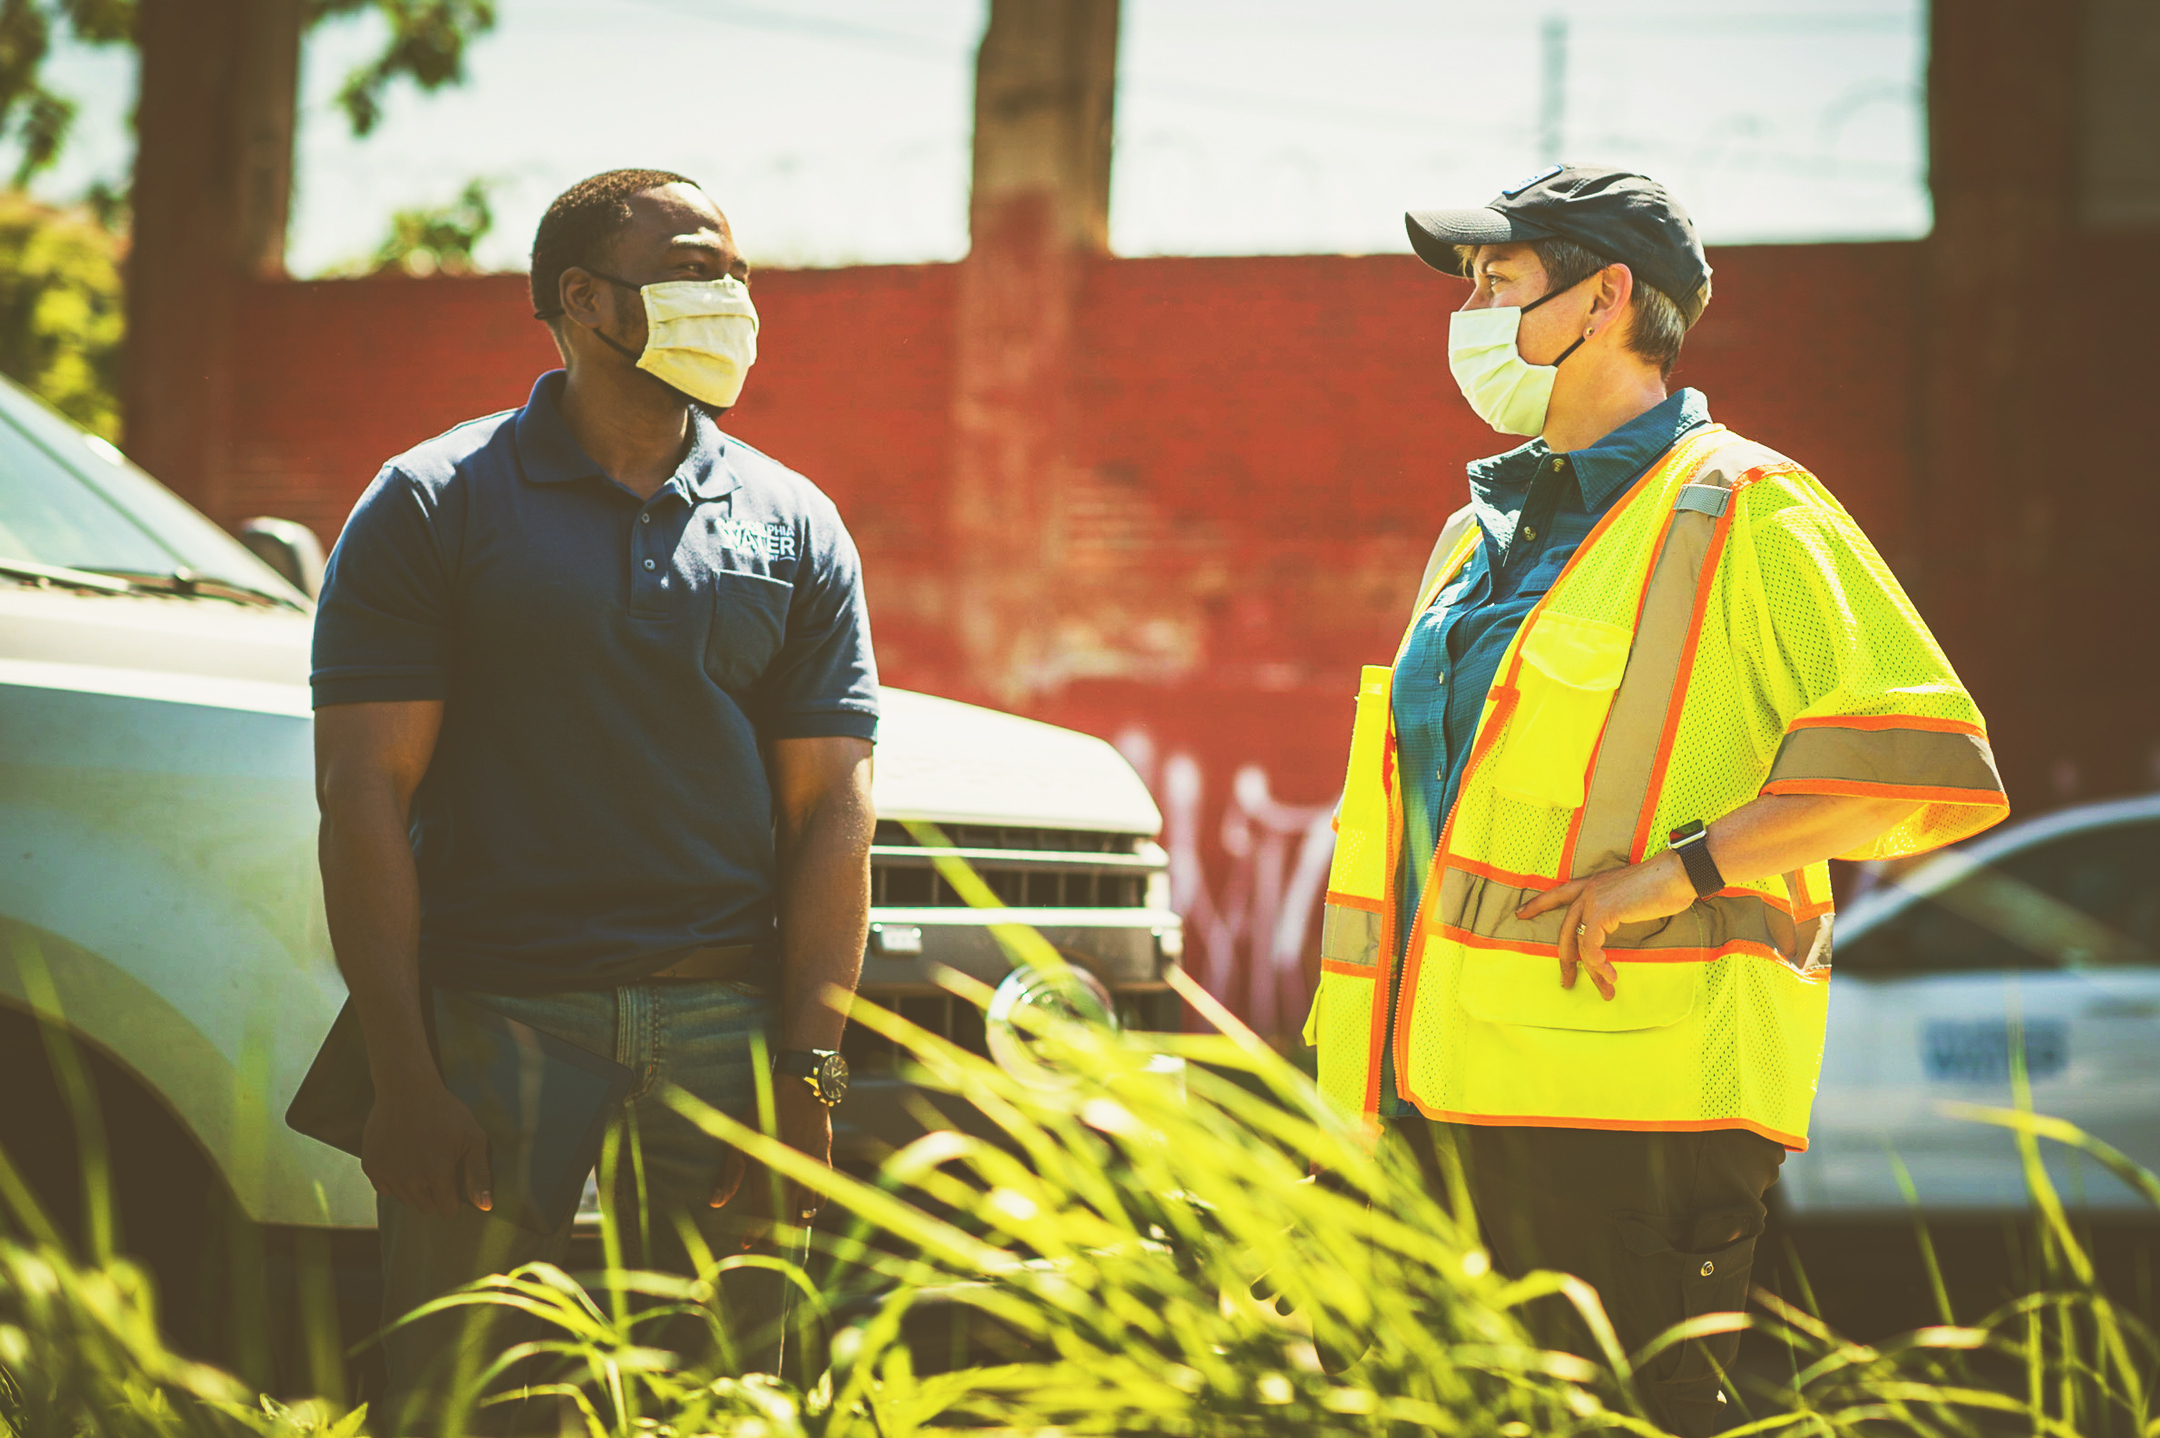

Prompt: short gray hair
xmin=1456 ymin=236 xmax=1698 ymax=378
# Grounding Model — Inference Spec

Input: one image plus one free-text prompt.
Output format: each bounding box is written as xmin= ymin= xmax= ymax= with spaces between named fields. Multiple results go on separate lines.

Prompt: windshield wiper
xmin=84 ymin=567 xmax=304 ymax=611
xmin=0 ymin=557 xmax=135 ymax=594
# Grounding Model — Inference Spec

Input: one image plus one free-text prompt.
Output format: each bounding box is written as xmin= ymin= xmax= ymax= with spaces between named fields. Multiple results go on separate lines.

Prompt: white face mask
xmin=1446 ymin=274 xmax=1591 ymax=436
xmin=590 ymin=273 xmax=760 ymax=408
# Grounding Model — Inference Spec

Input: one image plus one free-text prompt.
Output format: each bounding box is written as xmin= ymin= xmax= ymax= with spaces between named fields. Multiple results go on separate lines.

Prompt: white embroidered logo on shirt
xmin=709 ymin=516 xmax=798 ymax=560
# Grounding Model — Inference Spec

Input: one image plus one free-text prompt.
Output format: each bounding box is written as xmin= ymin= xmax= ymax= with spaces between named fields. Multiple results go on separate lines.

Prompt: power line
xmin=615 ymin=3 xmax=1919 ymax=69
xmin=1567 ymin=9 xmax=1916 ymax=32
xmin=578 ymin=2 xmax=1924 ymax=185
xmin=616 ymin=0 xmax=966 ymax=59
xmin=1120 ymin=76 xmax=1526 ymax=148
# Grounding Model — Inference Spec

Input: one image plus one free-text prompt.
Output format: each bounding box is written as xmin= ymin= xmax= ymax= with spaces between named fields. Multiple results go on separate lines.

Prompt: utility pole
xmin=1538 ymin=14 xmax=1567 ymax=165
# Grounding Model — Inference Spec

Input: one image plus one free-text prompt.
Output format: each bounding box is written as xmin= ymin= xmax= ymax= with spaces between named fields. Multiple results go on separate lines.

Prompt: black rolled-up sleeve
xmin=310 ymin=466 xmax=454 ymax=708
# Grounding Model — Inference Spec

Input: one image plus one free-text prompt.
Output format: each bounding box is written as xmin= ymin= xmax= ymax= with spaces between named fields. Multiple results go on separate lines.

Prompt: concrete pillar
xmin=949 ymin=0 xmax=1119 ymax=703
xmin=123 ymin=0 xmax=301 ymax=517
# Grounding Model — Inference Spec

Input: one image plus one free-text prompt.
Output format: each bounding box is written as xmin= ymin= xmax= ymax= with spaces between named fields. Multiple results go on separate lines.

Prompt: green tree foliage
xmin=0 ymin=189 xmax=122 ymax=439
xmin=0 ymin=0 xmax=498 ymax=183
xmin=309 ymin=0 xmax=497 ymax=139
xmin=364 ymin=174 xmax=491 ymax=275
xmin=0 ymin=0 xmax=493 ymax=430
xmin=0 ymin=0 xmax=114 ymax=186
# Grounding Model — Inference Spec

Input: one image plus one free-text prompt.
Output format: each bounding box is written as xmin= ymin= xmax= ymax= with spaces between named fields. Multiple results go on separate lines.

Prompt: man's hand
xmin=1515 ymin=850 xmax=1694 ymax=1001
xmin=707 ymin=1079 xmax=832 ymax=1244
xmin=362 ymin=1075 xmax=493 ymax=1218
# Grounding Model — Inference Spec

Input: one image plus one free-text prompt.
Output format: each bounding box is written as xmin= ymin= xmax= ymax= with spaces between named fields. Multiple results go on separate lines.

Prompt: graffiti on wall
xmin=1115 ymin=727 xmax=1338 ymax=1037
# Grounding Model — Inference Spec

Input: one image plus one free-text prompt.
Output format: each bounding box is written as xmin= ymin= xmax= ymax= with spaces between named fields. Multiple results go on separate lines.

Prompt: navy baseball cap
xmin=1407 ymin=164 xmax=1713 ymax=327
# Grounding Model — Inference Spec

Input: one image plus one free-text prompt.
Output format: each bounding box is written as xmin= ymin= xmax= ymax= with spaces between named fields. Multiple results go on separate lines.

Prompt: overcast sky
xmin=29 ymin=0 xmax=1928 ymax=275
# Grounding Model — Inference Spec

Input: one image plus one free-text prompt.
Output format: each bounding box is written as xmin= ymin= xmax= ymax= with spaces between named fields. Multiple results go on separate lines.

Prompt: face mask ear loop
xmin=1519 ymin=286 xmax=1561 ymax=315
xmin=590 ymin=325 xmax=646 ymax=364
xmin=552 ymin=267 xmax=643 ymax=364
xmin=572 ymin=271 xmax=651 ymax=365
xmin=1517 ymin=269 xmax=1596 ymax=367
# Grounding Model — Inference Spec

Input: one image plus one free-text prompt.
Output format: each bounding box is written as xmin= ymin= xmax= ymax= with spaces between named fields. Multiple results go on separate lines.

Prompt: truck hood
xmin=0 ymin=586 xmax=1159 ymax=834
xmin=874 ymin=689 xmax=1160 ymax=836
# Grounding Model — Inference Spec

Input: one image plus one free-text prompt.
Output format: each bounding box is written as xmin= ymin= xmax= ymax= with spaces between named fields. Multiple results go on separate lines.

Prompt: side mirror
xmin=239 ymin=517 xmax=326 ymax=600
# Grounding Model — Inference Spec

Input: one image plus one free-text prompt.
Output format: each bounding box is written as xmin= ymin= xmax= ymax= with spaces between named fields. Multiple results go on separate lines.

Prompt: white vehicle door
xmin=1794 ymin=813 xmax=2160 ymax=1215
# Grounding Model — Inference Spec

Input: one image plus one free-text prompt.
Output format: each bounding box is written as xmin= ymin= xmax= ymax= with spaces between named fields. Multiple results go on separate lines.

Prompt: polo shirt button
xmin=643 ymin=558 xmax=656 ymax=571
xmin=640 ymin=513 xmax=651 ymax=524
xmin=1521 ymin=525 xmax=1538 ymax=542
xmin=1552 ymin=457 xmax=1566 ymax=471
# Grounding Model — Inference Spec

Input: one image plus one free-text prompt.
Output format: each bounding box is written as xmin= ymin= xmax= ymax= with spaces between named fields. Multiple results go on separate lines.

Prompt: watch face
xmin=814 ymin=1051 xmax=849 ymax=1106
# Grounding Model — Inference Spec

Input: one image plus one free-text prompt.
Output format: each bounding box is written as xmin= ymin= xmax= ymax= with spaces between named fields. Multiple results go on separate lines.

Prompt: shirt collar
xmin=1464 ymin=387 xmax=1713 ymax=513
xmin=513 ymin=369 xmax=740 ymax=502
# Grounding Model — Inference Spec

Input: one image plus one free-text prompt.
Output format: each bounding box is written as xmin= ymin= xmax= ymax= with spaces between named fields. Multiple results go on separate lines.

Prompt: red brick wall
xmin=211 ymin=242 xmax=1968 ymax=1033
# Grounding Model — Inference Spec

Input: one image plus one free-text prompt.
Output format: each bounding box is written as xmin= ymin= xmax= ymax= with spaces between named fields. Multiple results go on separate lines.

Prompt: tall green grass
xmin=3 ymin=909 xmax=2156 ymax=1434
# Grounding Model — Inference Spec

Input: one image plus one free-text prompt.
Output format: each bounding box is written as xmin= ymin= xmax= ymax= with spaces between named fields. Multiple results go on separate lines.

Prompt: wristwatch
xmin=776 ymin=1048 xmax=849 ymax=1108
xmin=1667 ymin=820 xmax=1726 ymax=899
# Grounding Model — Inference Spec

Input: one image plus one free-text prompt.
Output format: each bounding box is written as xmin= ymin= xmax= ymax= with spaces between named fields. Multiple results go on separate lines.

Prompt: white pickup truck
xmin=0 ymin=373 xmax=1180 ymax=1366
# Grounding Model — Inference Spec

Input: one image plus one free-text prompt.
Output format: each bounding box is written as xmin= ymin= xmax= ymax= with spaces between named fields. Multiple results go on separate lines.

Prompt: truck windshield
xmin=0 ymin=373 xmax=302 ymax=601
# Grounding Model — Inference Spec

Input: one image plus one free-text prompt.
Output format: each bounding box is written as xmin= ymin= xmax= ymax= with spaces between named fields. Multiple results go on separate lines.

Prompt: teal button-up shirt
xmin=1376 ymin=388 xmax=1713 ymax=1114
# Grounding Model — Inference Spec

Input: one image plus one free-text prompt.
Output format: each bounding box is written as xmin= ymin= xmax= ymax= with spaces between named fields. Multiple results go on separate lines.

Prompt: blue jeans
xmin=378 ymin=979 xmax=798 ymax=1432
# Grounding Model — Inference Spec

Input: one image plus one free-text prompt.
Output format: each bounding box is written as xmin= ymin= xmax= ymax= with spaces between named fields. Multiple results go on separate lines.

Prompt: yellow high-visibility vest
xmin=1306 ymin=425 xmax=2008 ymax=1148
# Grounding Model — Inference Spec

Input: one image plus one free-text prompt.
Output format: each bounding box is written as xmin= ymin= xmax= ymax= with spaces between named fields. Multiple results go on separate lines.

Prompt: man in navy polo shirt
xmin=311 ymin=169 xmax=877 ymax=1422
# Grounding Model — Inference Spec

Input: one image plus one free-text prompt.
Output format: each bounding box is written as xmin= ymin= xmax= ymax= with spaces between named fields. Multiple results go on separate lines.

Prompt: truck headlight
xmin=986 ymin=961 xmax=1118 ymax=1087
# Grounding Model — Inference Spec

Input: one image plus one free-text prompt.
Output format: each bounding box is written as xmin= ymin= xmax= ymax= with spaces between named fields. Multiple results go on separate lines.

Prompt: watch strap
xmin=1667 ymin=820 xmax=1725 ymax=899
xmin=775 ymin=1049 xmax=827 ymax=1078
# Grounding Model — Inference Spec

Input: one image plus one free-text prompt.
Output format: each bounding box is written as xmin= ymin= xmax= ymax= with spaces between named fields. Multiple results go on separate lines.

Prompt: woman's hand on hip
xmin=1514 ymin=851 xmax=1695 ymax=1001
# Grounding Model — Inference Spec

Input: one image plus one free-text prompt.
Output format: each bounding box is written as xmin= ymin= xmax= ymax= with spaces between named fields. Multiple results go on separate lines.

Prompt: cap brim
xmin=1405 ymin=207 xmax=1550 ymax=274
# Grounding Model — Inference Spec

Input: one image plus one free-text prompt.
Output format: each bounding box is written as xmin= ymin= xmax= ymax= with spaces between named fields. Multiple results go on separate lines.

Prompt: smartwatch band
xmin=1667 ymin=819 xmax=1725 ymax=899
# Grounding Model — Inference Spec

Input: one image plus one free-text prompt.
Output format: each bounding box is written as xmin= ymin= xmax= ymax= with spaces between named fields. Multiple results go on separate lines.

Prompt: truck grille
xmin=872 ymin=866 xmax=1146 ymax=909
xmin=870 ymin=823 xmax=1156 ymax=910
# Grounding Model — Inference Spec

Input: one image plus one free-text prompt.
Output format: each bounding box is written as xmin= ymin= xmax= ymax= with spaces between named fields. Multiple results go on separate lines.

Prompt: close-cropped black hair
xmin=530 ymin=168 xmax=698 ymax=321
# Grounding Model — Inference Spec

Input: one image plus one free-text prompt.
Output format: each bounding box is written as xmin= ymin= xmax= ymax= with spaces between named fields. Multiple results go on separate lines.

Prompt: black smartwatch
xmin=1667 ymin=820 xmax=1726 ymax=899
xmin=776 ymin=1048 xmax=849 ymax=1108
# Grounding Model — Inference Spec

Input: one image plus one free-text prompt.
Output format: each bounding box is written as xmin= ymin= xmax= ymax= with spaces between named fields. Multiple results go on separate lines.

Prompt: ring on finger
xmin=1576 ymin=923 xmax=1588 ymax=938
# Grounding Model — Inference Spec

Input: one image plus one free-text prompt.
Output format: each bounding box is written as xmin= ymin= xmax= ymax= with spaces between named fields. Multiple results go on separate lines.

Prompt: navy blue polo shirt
xmin=312 ymin=371 xmax=879 ymax=994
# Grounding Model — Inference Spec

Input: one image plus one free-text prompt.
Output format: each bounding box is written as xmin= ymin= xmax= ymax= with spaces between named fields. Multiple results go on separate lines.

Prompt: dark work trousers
xmin=1391 ymin=1118 xmax=1785 ymax=1438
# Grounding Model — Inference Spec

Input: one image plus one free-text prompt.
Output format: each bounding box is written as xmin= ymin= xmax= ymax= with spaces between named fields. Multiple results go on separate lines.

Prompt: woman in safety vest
xmin=1306 ymin=165 xmax=2008 ymax=1436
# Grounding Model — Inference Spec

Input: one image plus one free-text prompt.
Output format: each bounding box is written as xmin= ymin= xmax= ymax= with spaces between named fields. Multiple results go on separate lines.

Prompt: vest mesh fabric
xmin=1315 ymin=972 xmax=1377 ymax=1115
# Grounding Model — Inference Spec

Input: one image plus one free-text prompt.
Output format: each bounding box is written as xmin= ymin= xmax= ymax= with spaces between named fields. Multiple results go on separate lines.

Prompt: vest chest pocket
xmin=703 ymin=570 xmax=794 ymax=693
xmin=1458 ymin=949 xmax=1697 ymax=1032
xmin=1488 ymin=611 xmax=1632 ymax=810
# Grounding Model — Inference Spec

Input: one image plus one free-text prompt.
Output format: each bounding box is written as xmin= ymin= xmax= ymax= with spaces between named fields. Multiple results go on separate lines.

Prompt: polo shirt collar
xmin=513 ymin=369 xmax=740 ymax=502
xmin=1464 ymin=387 xmax=1713 ymax=512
